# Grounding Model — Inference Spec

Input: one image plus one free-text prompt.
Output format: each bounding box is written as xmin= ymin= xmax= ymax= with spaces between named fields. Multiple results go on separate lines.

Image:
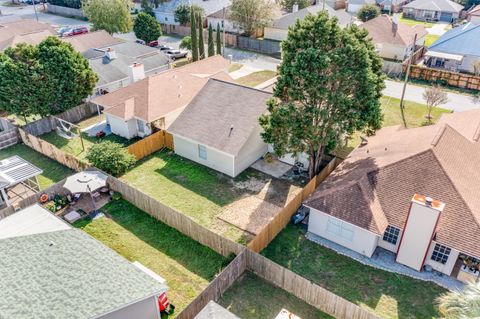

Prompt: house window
xmin=431 ymin=243 xmax=451 ymax=264
xmin=326 ymin=217 xmax=354 ymax=242
xmin=383 ymin=225 xmax=400 ymax=245
xmin=198 ymin=144 xmax=207 ymax=160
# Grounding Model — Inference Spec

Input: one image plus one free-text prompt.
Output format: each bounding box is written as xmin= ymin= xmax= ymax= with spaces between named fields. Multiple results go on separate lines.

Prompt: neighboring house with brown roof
xmin=207 ymin=6 xmax=243 ymax=34
xmin=92 ymin=56 xmax=231 ymax=140
xmin=361 ymin=15 xmax=427 ymax=61
xmin=168 ymin=79 xmax=271 ymax=177
xmin=467 ymin=5 xmax=480 ymax=23
xmin=305 ymin=109 xmax=480 ymax=282
xmin=0 ymin=19 xmax=56 ymax=51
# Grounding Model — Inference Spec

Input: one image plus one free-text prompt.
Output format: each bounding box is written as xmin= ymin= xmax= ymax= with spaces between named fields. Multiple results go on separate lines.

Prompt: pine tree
xmin=207 ymin=24 xmax=215 ymax=57
xmin=216 ymin=23 xmax=222 ymax=55
xmin=190 ymin=9 xmax=198 ymax=61
xmin=197 ymin=13 xmax=205 ymax=60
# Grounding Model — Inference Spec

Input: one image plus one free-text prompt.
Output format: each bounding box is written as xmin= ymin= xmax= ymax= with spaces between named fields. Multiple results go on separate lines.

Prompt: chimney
xmin=128 ymin=62 xmax=145 ymax=83
xmin=396 ymin=194 xmax=445 ymax=272
xmin=292 ymin=3 xmax=299 ymax=12
xmin=105 ymin=47 xmax=117 ymax=60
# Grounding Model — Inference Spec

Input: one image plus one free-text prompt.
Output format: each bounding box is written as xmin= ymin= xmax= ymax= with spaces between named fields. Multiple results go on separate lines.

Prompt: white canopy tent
xmin=63 ymin=171 xmax=108 ymax=194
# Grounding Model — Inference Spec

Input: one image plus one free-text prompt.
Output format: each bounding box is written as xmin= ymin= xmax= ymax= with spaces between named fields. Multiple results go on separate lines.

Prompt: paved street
xmin=0 ymin=3 xmax=87 ymax=26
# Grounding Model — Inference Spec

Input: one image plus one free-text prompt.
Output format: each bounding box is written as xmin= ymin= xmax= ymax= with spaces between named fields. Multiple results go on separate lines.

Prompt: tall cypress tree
xmin=190 ymin=9 xmax=198 ymax=61
xmin=216 ymin=22 xmax=222 ymax=55
xmin=207 ymin=24 xmax=215 ymax=57
xmin=197 ymin=13 xmax=205 ymax=60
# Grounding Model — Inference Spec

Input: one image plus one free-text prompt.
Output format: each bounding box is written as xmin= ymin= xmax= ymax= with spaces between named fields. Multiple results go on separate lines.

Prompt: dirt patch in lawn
xmin=219 ymin=179 xmax=302 ymax=235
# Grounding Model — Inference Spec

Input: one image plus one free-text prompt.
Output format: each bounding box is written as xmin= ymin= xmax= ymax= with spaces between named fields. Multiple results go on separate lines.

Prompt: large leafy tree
xmin=230 ymin=0 xmax=274 ymax=36
xmin=259 ymin=12 xmax=384 ymax=179
xmin=82 ymin=0 xmax=133 ymax=34
xmin=0 ymin=37 xmax=98 ymax=118
xmin=437 ymin=281 xmax=480 ymax=318
xmin=174 ymin=4 xmax=204 ymax=25
xmin=134 ymin=12 xmax=162 ymax=44
xmin=357 ymin=4 xmax=380 ymax=22
xmin=140 ymin=0 xmax=155 ymax=16
xmin=280 ymin=0 xmax=310 ymax=12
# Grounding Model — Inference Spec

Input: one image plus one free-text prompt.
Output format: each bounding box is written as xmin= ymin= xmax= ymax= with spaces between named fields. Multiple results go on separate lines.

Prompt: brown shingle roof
xmin=168 ymin=79 xmax=271 ymax=156
xmin=305 ymin=110 xmax=480 ymax=258
xmin=92 ymin=56 xmax=232 ymax=123
xmin=360 ymin=15 xmax=428 ymax=46
xmin=62 ymin=30 xmax=122 ymax=54
xmin=0 ymin=20 xmax=56 ymax=51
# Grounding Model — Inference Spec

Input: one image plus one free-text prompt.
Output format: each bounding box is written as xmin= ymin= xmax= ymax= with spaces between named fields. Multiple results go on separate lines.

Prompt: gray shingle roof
xmin=403 ymin=0 xmax=464 ymax=13
xmin=272 ymin=4 xmax=352 ymax=29
xmin=0 ymin=229 xmax=167 ymax=319
xmin=195 ymin=301 xmax=240 ymax=319
xmin=168 ymin=79 xmax=271 ymax=156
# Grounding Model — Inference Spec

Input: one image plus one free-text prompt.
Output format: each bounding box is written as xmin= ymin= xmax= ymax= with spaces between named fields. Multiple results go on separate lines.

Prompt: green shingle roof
xmin=0 ymin=229 xmax=167 ymax=319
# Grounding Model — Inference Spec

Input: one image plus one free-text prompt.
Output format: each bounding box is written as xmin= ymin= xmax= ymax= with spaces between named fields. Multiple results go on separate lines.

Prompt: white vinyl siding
xmin=326 ymin=217 xmax=354 ymax=242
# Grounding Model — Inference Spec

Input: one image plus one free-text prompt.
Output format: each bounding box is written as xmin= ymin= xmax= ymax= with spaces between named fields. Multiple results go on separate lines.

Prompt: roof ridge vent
xmin=431 ymin=125 xmax=447 ymax=146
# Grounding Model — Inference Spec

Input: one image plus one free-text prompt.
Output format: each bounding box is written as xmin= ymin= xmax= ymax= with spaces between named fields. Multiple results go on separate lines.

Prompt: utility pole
xmin=399 ymin=33 xmax=417 ymax=128
xmin=32 ymin=0 xmax=39 ymax=21
xmin=222 ymin=6 xmax=226 ymax=57
xmin=322 ymin=0 xmax=326 ymax=10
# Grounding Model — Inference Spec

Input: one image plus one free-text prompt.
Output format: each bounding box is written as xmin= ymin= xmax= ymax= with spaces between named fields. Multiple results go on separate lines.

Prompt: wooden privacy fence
xmin=176 ymin=250 xmax=247 ymax=319
xmin=22 ymin=103 xmax=98 ymax=136
xmin=127 ymin=130 xmax=174 ymax=161
xmin=406 ymin=65 xmax=480 ymax=90
xmin=248 ymin=157 xmax=342 ymax=253
xmin=107 ymin=175 xmax=244 ymax=257
xmin=245 ymin=250 xmax=381 ymax=319
xmin=18 ymin=128 xmax=89 ymax=172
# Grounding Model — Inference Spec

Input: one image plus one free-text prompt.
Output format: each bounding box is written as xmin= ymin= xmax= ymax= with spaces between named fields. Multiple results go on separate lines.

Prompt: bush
xmin=112 ymin=191 xmax=123 ymax=201
xmin=357 ymin=4 xmax=380 ymax=22
xmin=86 ymin=141 xmax=136 ymax=176
xmin=47 ymin=0 xmax=81 ymax=9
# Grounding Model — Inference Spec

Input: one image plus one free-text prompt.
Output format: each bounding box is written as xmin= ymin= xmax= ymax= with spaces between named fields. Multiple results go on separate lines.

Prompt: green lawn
xmin=425 ymin=34 xmax=440 ymax=47
xmin=262 ymin=225 xmax=447 ymax=319
xmin=40 ymin=114 xmax=137 ymax=161
xmin=120 ymin=150 xmax=300 ymax=244
xmin=74 ymin=199 xmax=228 ymax=317
xmin=399 ymin=15 xmax=435 ymax=28
xmin=228 ymin=63 xmax=243 ymax=73
xmin=334 ymin=96 xmax=450 ymax=158
xmin=236 ymin=70 xmax=277 ymax=87
xmin=0 ymin=144 xmax=73 ymax=189
xmin=218 ymin=271 xmax=333 ymax=319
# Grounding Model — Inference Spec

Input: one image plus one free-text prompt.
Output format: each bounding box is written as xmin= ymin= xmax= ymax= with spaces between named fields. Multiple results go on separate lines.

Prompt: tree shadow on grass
xmin=76 ymin=199 xmax=228 ymax=281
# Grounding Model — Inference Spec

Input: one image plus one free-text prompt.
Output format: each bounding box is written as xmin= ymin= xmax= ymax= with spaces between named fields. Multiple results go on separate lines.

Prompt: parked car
xmin=158 ymin=44 xmax=173 ymax=51
xmin=56 ymin=26 xmax=71 ymax=36
xmin=165 ymin=50 xmax=188 ymax=60
xmin=62 ymin=26 xmax=88 ymax=37
xmin=135 ymin=39 xmax=146 ymax=45
xmin=147 ymin=40 xmax=159 ymax=47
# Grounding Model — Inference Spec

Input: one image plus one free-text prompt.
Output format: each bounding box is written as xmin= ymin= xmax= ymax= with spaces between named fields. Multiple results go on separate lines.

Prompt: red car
xmin=62 ymin=26 xmax=88 ymax=37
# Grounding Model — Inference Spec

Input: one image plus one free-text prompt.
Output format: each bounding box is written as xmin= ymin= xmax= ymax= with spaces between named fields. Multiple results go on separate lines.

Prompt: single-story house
xmin=264 ymin=4 xmax=353 ymax=41
xmin=425 ymin=22 xmax=480 ymax=73
xmin=305 ymin=109 xmax=480 ymax=281
xmin=361 ymin=14 xmax=427 ymax=60
xmin=92 ymin=56 xmax=232 ymax=139
xmin=347 ymin=0 xmax=376 ymax=14
xmin=0 ymin=204 xmax=168 ymax=319
xmin=467 ymin=4 xmax=480 ymax=23
xmin=63 ymin=31 xmax=171 ymax=94
xmin=377 ymin=0 xmax=412 ymax=13
xmin=0 ymin=156 xmax=42 ymax=209
xmin=0 ymin=19 xmax=56 ymax=51
xmin=154 ymin=0 xmax=231 ymax=26
xmin=402 ymin=0 xmax=464 ymax=22
xmin=168 ymin=79 xmax=271 ymax=177
xmin=207 ymin=6 xmax=243 ymax=34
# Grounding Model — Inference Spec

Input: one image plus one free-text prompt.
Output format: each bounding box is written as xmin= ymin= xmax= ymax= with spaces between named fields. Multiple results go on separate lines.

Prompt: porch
xmin=424 ymin=51 xmax=464 ymax=72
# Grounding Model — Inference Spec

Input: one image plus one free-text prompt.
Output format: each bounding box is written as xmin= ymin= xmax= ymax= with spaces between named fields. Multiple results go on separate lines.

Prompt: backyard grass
xmin=228 ymin=63 xmax=243 ymax=73
xmin=218 ymin=271 xmax=333 ymax=319
xmin=334 ymin=96 xmax=450 ymax=158
xmin=399 ymin=15 xmax=435 ymax=28
xmin=74 ymin=199 xmax=228 ymax=317
xmin=40 ymin=114 xmax=137 ymax=160
xmin=0 ymin=144 xmax=73 ymax=189
xmin=262 ymin=225 xmax=447 ymax=319
xmin=425 ymin=34 xmax=440 ymax=47
xmin=236 ymin=70 xmax=277 ymax=87
xmin=120 ymin=150 xmax=301 ymax=243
